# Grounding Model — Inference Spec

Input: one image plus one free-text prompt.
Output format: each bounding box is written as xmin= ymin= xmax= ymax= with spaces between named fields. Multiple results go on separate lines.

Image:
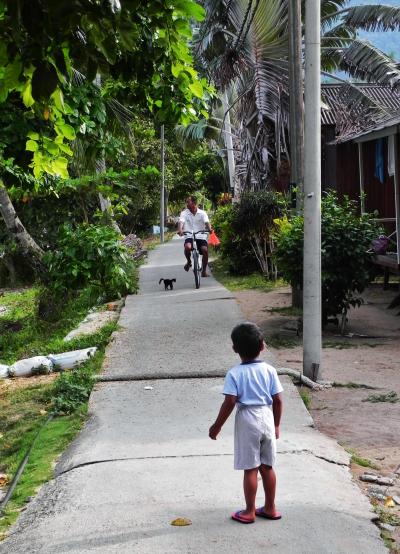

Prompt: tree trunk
xmin=0 ymin=183 xmax=46 ymax=275
xmin=289 ymin=0 xmax=304 ymax=212
xmin=3 ymin=255 xmax=17 ymax=286
xmin=96 ymin=159 xmax=121 ymax=234
xmin=292 ymin=283 xmax=303 ymax=308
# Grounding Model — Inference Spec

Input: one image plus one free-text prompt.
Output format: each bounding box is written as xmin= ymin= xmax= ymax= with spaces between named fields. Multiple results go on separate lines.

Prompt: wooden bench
xmin=372 ymin=253 xmax=400 ymax=289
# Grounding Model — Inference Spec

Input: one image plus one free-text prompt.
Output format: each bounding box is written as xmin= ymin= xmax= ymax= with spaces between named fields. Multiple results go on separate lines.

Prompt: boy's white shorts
xmin=234 ymin=405 xmax=276 ymax=470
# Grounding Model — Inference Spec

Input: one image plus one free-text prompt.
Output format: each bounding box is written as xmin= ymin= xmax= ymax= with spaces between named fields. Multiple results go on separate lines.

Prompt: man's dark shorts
xmin=184 ymin=238 xmax=208 ymax=252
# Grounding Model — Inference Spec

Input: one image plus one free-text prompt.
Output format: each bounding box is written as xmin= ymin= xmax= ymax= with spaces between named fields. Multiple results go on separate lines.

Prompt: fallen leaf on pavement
xmin=170 ymin=518 xmax=192 ymax=526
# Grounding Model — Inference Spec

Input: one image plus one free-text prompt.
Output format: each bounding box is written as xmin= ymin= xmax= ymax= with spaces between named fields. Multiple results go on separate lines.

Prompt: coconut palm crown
xmin=194 ymin=0 xmax=400 ymax=192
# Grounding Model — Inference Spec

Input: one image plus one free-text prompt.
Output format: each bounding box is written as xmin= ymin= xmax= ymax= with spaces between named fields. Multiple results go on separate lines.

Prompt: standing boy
xmin=209 ymin=322 xmax=283 ymax=524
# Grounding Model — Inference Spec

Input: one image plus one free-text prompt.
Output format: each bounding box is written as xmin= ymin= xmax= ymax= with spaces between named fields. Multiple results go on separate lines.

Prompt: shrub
xmin=274 ymin=192 xmax=381 ymax=323
xmin=212 ymin=191 xmax=283 ymax=276
xmin=212 ymin=203 xmax=259 ymax=274
xmin=231 ymin=191 xmax=283 ymax=278
xmin=52 ymin=366 xmax=95 ymax=414
xmin=43 ymin=223 xmax=137 ymax=302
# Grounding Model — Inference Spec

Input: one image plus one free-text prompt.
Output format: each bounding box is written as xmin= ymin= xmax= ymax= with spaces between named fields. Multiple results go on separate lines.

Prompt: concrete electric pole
xmin=303 ymin=0 xmax=322 ymax=380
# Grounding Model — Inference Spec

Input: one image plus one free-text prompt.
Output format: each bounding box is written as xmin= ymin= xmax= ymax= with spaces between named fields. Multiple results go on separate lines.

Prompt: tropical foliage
xmin=0 ymin=0 xmax=210 ymax=177
xmin=274 ymin=192 xmax=381 ymax=323
xmin=195 ymin=0 xmax=400 ymax=193
xmin=43 ymin=223 xmax=136 ymax=301
xmin=212 ymin=190 xmax=282 ymax=276
xmin=0 ymin=0 xmax=218 ymax=281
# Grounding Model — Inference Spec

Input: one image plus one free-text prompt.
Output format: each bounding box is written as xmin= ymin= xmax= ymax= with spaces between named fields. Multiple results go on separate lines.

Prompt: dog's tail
xmin=158 ymin=278 xmax=164 ymax=284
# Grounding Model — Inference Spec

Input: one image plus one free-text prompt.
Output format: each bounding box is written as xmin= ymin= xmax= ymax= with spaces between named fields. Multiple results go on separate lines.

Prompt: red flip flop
xmin=255 ymin=507 xmax=282 ymax=520
xmin=231 ymin=510 xmax=255 ymax=524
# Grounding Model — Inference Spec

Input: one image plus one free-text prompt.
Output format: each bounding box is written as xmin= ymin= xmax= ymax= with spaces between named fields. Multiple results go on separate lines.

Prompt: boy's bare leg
xmin=258 ymin=464 xmax=278 ymax=515
xmin=242 ymin=468 xmax=258 ymax=518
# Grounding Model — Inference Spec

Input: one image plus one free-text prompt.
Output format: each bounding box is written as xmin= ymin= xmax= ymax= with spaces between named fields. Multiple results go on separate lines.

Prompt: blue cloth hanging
xmin=375 ymin=138 xmax=385 ymax=183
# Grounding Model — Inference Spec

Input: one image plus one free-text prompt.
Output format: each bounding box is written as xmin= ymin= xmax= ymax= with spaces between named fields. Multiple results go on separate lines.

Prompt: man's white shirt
xmin=179 ymin=208 xmax=209 ymax=235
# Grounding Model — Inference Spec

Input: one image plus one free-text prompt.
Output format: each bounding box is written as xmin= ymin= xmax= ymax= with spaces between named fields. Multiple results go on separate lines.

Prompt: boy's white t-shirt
xmin=223 ymin=360 xmax=283 ymax=406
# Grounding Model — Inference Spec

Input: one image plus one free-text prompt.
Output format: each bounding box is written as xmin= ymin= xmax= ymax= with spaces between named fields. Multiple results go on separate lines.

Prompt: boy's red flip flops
xmin=255 ymin=507 xmax=282 ymax=520
xmin=231 ymin=510 xmax=255 ymax=524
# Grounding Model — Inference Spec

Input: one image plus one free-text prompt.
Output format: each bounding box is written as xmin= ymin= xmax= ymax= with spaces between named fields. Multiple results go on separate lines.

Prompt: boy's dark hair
xmin=188 ymin=195 xmax=197 ymax=203
xmin=231 ymin=321 xmax=264 ymax=358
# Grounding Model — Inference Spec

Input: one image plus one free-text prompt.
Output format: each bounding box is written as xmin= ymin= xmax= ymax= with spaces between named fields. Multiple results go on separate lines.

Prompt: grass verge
xmin=0 ymin=344 xmax=110 ymax=540
xmin=0 ymin=282 xmax=124 ymax=539
xmin=344 ymin=447 xmax=379 ymax=470
xmin=298 ymin=388 xmax=311 ymax=410
xmin=0 ymin=286 xmax=121 ymax=365
xmin=210 ymin=258 xmax=286 ymax=292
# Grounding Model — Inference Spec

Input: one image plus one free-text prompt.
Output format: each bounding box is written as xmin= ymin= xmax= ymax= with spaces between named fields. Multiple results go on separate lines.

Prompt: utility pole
xmin=222 ymin=91 xmax=237 ymax=199
xmin=303 ymin=0 xmax=322 ymax=380
xmin=160 ymin=124 xmax=165 ymax=243
xmin=288 ymin=0 xmax=304 ymax=212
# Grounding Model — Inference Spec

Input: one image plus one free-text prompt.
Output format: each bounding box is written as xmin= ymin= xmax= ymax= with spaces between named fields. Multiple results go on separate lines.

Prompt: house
xmin=321 ymin=83 xmax=400 ymax=282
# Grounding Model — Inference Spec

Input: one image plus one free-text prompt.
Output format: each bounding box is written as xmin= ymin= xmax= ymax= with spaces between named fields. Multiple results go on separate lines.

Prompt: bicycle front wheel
xmin=193 ymin=250 xmax=200 ymax=289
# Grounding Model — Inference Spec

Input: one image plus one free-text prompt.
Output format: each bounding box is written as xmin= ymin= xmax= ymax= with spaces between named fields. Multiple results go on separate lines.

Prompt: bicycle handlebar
xmin=183 ymin=230 xmax=209 ymax=236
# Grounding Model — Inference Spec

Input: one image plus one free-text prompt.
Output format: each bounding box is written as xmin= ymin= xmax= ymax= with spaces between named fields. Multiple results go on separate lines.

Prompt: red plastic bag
xmin=208 ymin=230 xmax=220 ymax=246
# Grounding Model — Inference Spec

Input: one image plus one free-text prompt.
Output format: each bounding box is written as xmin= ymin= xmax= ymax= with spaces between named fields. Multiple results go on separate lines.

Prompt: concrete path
xmin=0 ymin=237 xmax=387 ymax=553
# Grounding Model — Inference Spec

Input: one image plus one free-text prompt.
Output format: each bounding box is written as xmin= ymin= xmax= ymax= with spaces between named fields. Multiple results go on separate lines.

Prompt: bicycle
xmin=183 ymin=230 xmax=209 ymax=289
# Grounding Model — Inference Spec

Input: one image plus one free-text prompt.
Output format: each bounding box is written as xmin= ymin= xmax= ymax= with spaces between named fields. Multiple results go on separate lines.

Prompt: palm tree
xmin=196 ymin=0 xmax=400 ymax=194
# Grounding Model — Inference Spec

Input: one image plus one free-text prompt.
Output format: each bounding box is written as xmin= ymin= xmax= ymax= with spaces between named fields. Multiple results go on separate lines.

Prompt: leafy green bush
xmin=231 ymin=191 xmax=282 ymax=277
xmin=43 ymin=223 xmax=137 ymax=301
xmin=212 ymin=191 xmax=282 ymax=276
xmin=274 ymin=192 xmax=381 ymax=323
xmin=212 ymin=203 xmax=259 ymax=274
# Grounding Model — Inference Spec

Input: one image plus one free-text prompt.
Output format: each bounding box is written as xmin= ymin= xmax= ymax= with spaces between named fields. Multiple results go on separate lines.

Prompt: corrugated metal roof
xmin=321 ymin=83 xmax=400 ymax=142
xmin=336 ymin=112 xmax=400 ymax=143
xmin=321 ymin=83 xmax=400 ymax=125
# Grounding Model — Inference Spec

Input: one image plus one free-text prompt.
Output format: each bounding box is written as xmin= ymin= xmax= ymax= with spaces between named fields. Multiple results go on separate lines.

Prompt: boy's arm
xmin=272 ymin=393 xmax=283 ymax=439
xmin=209 ymin=394 xmax=236 ymax=440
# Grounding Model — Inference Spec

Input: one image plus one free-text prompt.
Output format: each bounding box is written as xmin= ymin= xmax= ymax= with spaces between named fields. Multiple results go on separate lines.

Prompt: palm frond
xmin=106 ymin=98 xmax=134 ymax=136
xmin=326 ymin=39 xmax=400 ymax=86
xmin=343 ymin=5 xmax=400 ymax=32
xmin=320 ymin=0 xmax=349 ymax=33
xmin=175 ymin=118 xmax=226 ymax=145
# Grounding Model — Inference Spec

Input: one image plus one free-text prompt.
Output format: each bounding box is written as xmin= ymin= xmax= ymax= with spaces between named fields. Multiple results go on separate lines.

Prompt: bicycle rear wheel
xmin=193 ymin=250 xmax=201 ymax=289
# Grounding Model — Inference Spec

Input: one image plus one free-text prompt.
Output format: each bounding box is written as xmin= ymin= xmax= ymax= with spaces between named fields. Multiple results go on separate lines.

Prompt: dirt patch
xmin=0 ymin=373 xmax=57 ymax=393
xmin=235 ymin=283 xmax=400 ymax=550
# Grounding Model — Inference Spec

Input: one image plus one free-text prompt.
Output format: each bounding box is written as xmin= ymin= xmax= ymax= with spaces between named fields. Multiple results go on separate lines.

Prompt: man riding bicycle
xmin=177 ymin=196 xmax=213 ymax=277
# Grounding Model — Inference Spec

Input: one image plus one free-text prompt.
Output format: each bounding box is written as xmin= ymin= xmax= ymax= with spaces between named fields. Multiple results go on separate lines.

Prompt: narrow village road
xmin=0 ymin=237 xmax=387 ymax=554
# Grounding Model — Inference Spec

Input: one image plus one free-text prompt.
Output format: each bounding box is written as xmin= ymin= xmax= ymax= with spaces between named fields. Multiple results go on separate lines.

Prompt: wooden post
xmin=358 ymin=143 xmax=365 ymax=214
xmin=394 ymin=133 xmax=400 ymax=264
xmin=289 ymin=0 xmax=304 ymax=211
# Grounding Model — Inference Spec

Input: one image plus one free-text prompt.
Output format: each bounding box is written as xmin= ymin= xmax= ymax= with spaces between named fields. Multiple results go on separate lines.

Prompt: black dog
xmin=159 ymin=278 xmax=176 ymax=290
